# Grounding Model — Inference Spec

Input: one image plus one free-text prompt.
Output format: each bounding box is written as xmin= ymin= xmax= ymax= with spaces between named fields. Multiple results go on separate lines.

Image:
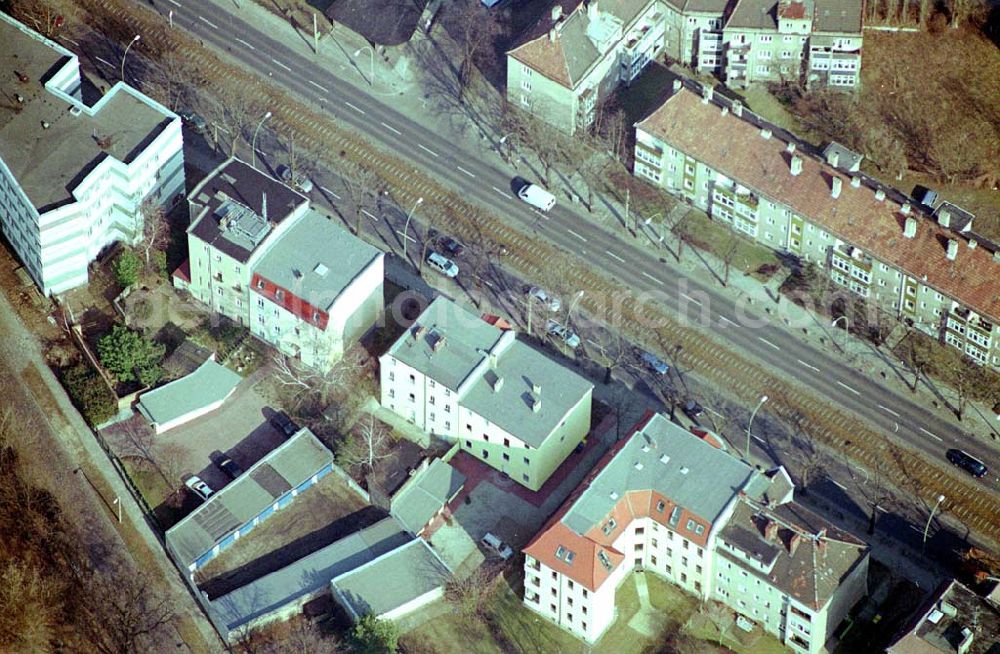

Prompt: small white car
xmin=529 ymin=287 xmax=561 ymax=312
xmin=481 ymin=532 xmax=514 ymax=560
xmin=517 ymin=182 xmax=557 ymax=212
xmin=426 ymin=251 xmax=459 ymax=278
xmin=546 ymin=320 xmax=581 ymax=349
xmin=185 ymin=476 xmax=214 ymax=501
xmin=276 ymin=164 xmax=313 ymax=193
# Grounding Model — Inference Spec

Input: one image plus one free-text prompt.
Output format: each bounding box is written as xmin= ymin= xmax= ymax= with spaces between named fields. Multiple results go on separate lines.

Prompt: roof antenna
xmin=261 ymin=192 xmax=267 ymax=221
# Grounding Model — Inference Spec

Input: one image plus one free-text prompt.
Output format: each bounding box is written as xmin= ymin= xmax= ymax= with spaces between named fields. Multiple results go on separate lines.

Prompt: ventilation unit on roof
xmin=634 ymin=462 xmax=644 ymax=471
xmin=314 ymin=263 xmax=329 ymax=277
xmin=679 ymin=466 xmax=689 ymax=475
xmin=610 ymin=491 xmax=619 ymax=500
xmin=69 ymin=105 xmax=82 ymax=117
xmin=659 ymin=454 xmax=670 ymax=464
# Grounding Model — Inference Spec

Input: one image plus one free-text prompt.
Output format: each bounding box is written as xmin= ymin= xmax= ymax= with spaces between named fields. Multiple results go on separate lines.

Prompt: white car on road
xmin=517 ymin=182 xmax=556 ymax=212
xmin=546 ymin=319 xmax=581 ymax=349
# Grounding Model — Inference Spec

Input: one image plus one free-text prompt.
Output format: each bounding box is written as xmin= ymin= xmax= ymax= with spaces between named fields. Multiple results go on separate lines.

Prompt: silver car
xmin=529 ymin=287 xmax=561 ymax=312
xmin=546 ymin=319 xmax=581 ymax=348
xmin=426 ymin=251 xmax=459 ymax=278
xmin=185 ymin=476 xmax=214 ymax=501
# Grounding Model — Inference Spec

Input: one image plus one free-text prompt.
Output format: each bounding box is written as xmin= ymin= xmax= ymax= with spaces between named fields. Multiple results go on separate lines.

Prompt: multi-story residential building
xmin=506 ymin=0 xmax=669 ymax=134
xmin=886 ymin=578 xmax=1000 ymax=654
xmin=633 ymin=82 xmax=1000 ymax=369
xmin=176 ymin=158 xmax=384 ymax=372
xmin=722 ymin=0 xmax=863 ymax=89
xmin=522 ymin=413 xmax=869 ymax=653
xmin=379 ymin=297 xmax=593 ymax=492
xmin=0 ymin=13 xmax=185 ymax=295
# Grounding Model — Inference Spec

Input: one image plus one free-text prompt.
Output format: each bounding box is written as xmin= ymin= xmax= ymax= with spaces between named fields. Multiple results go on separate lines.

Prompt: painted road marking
xmin=417 ymin=144 xmax=439 ymax=158
xmin=198 ymin=15 xmax=219 ymax=29
xmin=235 ymin=37 xmax=256 ymax=50
xmin=758 ymin=337 xmax=780 ymax=351
xmin=492 ymin=186 xmax=513 ymax=200
xmin=361 ymin=209 xmax=378 ymax=221
xmin=167 ymin=0 xmax=181 ymax=6
xmin=456 ymin=165 xmax=476 ymax=178
xmin=344 ymin=101 xmax=365 ymax=114
xmin=879 ymin=404 xmax=900 ymax=417
xmin=797 ymin=359 xmax=821 ymax=373
xmin=380 ymin=122 xmax=402 ymax=136
xmin=681 ymin=293 xmax=703 ymax=306
xmin=567 ymin=229 xmax=587 ymax=243
xmin=920 ymin=427 xmax=943 ymax=442
xmin=320 ymin=186 xmax=341 ymax=199
xmin=831 ymin=480 xmax=847 ymax=490
xmin=94 ymin=56 xmax=114 ymax=67
xmin=836 ymin=381 xmax=861 ymax=396
xmin=308 ymin=80 xmax=328 ymax=93
xmin=605 ymin=250 xmax=625 ymax=263
xmin=642 ymin=272 xmax=664 ymax=286
xmin=395 ymin=230 xmax=416 ymax=242
xmin=719 ymin=315 xmax=736 ymax=327
xmin=271 ymin=58 xmax=292 ymax=72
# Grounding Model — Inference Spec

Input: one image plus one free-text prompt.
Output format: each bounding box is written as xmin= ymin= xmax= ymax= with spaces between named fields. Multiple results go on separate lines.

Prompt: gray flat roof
xmin=390 ymin=459 xmax=465 ymax=534
xmin=725 ymin=0 xmax=779 ymax=30
xmin=386 ymin=296 xmax=504 ymax=391
xmin=0 ymin=14 xmax=175 ymax=211
xmin=209 ymin=517 xmax=410 ymax=634
xmin=814 ymin=0 xmax=863 ymax=33
xmin=137 ymin=360 xmax=241 ymax=426
xmin=252 ymin=210 xmax=381 ymax=311
xmin=563 ymin=414 xmax=754 ymax=534
xmin=332 ymin=538 xmax=450 ymax=619
xmin=188 ymin=158 xmax=307 ymax=264
xmin=166 ymin=428 xmax=334 ymax=566
xmin=461 ymin=340 xmax=593 ymax=448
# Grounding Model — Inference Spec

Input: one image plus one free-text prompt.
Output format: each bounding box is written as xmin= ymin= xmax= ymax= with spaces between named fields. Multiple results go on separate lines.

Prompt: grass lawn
xmin=684 ymin=616 xmax=789 ymax=654
xmin=737 ymin=86 xmax=819 ymax=144
xmin=682 ymin=210 xmax=783 ymax=281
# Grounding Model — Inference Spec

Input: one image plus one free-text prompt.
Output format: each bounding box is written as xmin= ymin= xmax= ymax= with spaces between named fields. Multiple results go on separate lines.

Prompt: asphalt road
xmin=126 ymin=0 xmax=1000 ymax=487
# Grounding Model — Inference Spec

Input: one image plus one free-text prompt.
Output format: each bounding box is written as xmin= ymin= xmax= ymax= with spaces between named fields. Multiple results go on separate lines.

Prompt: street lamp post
xmin=745 ymin=394 xmax=769 ymax=461
xmin=121 ymin=34 xmax=140 ymax=83
xmin=922 ymin=494 xmax=945 ymax=553
xmin=402 ymin=197 xmax=423 ymax=259
xmin=567 ymin=290 xmax=586 ymax=323
xmin=251 ymin=111 xmax=272 ymax=168
xmin=831 ymin=316 xmax=849 ymax=351
xmin=353 ymin=47 xmax=374 ymax=87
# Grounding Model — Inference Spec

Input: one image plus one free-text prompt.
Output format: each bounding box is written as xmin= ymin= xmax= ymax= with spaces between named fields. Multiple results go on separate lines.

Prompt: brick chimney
xmin=760 ymin=128 xmax=772 ymax=140
xmin=875 ymin=188 xmax=886 ymax=202
xmin=673 ymin=79 xmax=682 ymax=93
xmin=702 ymin=84 xmax=714 ymax=103
xmin=790 ymin=156 xmax=803 ymax=176
xmin=532 ymin=395 xmax=542 ymax=413
xmin=850 ymin=176 xmax=861 ymax=188
xmin=786 ymin=142 xmax=796 ymax=154
xmin=827 ymin=150 xmax=840 ymax=168
xmin=432 ymin=335 xmax=447 ymax=352
xmin=901 ymin=202 xmax=912 ymax=215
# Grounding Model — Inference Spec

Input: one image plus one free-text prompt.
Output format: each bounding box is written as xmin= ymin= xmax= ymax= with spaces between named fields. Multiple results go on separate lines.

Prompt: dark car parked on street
xmin=946 ymin=449 xmax=987 ymax=478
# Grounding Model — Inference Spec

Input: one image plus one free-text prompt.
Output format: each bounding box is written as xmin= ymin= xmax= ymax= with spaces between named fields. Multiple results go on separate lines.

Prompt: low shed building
xmin=390 ymin=458 xmax=465 ymax=537
xmin=137 ymin=359 xmax=241 ymax=434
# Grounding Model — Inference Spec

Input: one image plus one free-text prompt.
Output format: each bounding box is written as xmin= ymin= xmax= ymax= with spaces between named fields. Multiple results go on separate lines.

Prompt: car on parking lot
xmin=185 ymin=476 xmax=214 ymax=501
xmin=481 ymin=532 xmax=514 ymax=560
xmin=438 ymin=235 xmax=464 ymax=256
xmin=529 ymin=287 xmax=561 ymax=312
xmin=177 ymin=108 xmax=207 ymax=134
xmin=270 ymin=411 xmax=300 ymax=438
xmin=946 ymin=449 xmax=987 ymax=478
xmin=218 ymin=457 xmax=245 ymax=480
xmin=276 ymin=164 xmax=314 ymax=193
xmin=683 ymin=400 xmax=705 ymax=421
xmin=426 ymin=251 xmax=460 ymax=278
xmin=640 ymin=350 xmax=670 ymax=375
xmin=546 ymin=319 xmax=581 ymax=349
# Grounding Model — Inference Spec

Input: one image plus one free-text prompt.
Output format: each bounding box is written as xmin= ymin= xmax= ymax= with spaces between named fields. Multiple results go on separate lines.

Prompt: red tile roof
xmin=172 ymin=259 xmax=191 ymax=284
xmin=636 ymin=89 xmax=1000 ymax=323
xmin=251 ymin=272 xmax=329 ymax=330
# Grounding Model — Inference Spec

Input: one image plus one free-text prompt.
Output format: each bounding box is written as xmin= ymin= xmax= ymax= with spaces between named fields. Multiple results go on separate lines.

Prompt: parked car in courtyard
xmin=270 ymin=411 xmax=300 ymax=438
xmin=481 ymin=532 xmax=514 ymax=560
xmin=185 ymin=476 xmax=214 ymax=501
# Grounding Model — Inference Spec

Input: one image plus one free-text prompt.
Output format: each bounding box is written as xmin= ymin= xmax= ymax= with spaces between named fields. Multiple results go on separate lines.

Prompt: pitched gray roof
xmin=563 ymin=414 xmax=754 ymax=534
xmin=460 ymin=340 xmax=593 ymax=448
xmin=253 ymin=210 xmax=382 ymax=311
xmin=166 ymin=429 xmax=334 ymax=566
xmin=813 ymin=0 xmax=863 ymax=33
xmin=386 ymin=296 xmax=504 ymax=391
xmin=390 ymin=459 xmax=465 ymax=534
xmin=331 ymin=538 xmax=450 ymax=619
xmin=209 ymin=517 xmax=410 ymax=635
xmin=137 ymin=359 xmax=241 ymax=426
xmin=725 ymin=0 xmax=779 ymax=30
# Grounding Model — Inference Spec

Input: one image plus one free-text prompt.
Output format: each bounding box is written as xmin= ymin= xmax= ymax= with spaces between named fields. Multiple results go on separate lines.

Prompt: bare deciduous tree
xmin=135 ymin=199 xmax=169 ymax=268
xmin=444 ymin=564 xmax=503 ymax=618
xmin=339 ymin=412 xmax=391 ymax=472
xmin=83 ymin=565 xmax=175 ymax=654
xmin=448 ymin=3 xmax=504 ymax=103
xmin=720 ymin=232 xmax=741 ymax=288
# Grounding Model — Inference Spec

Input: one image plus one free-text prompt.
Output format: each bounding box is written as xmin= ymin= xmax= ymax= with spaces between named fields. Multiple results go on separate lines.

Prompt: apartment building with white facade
xmin=633 ymin=82 xmax=1000 ymax=369
xmin=721 ymin=0 xmax=863 ymax=89
xmin=379 ymin=297 xmax=593 ymax=492
xmin=506 ymin=0 xmax=669 ymax=134
xmin=0 ymin=13 xmax=185 ymax=295
xmin=522 ymin=413 xmax=869 ymax=653
xmin=177 ymin=158 xmax=384 ymax=372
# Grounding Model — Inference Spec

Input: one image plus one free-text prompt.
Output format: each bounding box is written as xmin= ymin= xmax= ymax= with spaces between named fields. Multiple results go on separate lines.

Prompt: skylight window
xmin=602 ymin=519 xmax=617 ymax=536
xmin=598 ymin=551 xmax=612 ymax=571
xmin=314 ymin=262 xmax=329 ymax=277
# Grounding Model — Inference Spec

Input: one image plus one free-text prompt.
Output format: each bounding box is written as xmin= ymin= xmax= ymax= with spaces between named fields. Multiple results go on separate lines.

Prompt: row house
xmin=379 ymin=297 xmax=593 ymax=492
xmin=632 ymin=82 xmax=1000 ymax=369
xmin=721 ymin=0 xmax=863 ymax=89
xmin=177 ymin=158 xmax=384 ymax=372
xmin=0 ymin=13 xmax=185 ymax=295
xmin=522 ymin=413 xmax=869 ymax=653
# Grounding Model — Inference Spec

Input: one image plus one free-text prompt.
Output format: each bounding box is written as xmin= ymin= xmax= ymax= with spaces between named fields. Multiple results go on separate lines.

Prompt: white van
xmin=517 ymin=182 xmax=557 ymax=212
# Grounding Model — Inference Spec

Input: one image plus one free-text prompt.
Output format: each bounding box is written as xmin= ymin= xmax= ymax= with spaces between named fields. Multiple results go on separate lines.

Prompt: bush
xmin=112 ymin=250 xmax=142 ymax=288
xmin=151 ymin=250 xmax=167 ymax=279
xmin=97 ymin=324 xmax=165 ymax=386
xmin=62 ymin=364 xmax=116 ymax=426
xmin=351 ymin=614 xmax=398 ymax=654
